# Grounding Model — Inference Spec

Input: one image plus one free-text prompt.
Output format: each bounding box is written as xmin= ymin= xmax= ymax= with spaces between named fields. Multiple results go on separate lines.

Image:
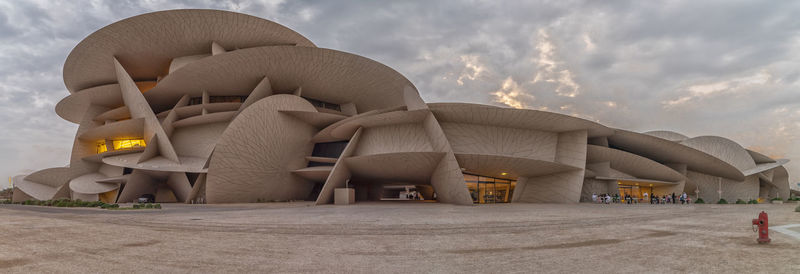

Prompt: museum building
xmin=11 ymin=9 xmax=793 ymax=205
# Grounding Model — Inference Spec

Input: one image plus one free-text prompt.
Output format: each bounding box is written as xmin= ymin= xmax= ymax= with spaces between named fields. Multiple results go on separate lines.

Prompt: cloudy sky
xmin=1 ymin=0 xmax=799 ymax=188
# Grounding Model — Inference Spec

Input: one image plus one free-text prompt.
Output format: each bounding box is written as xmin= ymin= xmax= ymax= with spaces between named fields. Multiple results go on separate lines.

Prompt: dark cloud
xmin=0 ymin=0 xmax=798 ymax=188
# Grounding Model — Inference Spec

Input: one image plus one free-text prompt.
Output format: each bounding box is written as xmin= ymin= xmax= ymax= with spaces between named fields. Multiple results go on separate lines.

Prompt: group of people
xmin=591 ymin=192 xmax=691 ymax=204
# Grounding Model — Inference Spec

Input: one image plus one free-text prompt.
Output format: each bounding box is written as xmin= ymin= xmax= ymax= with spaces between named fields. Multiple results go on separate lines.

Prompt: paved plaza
xmin=1 ymin=202 xmax=798 ymax=273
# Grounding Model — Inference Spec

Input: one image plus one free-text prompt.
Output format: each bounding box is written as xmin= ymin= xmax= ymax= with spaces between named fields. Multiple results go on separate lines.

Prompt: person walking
xmin=644 ymin=192 xmax=649 ymax=204
xmin=672 ymin=193 xmax=676 ymax=204
xmin=592 ymin=193 xmax=597 ymax=203
xmin=681 ymin=192 xmax=688 ymax=204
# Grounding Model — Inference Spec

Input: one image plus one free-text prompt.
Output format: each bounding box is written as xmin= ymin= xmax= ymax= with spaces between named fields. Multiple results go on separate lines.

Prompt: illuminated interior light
xmin=97 ymin=141 xmax=108 ymax=154
xmin=500 ymin=172 xmax=508 ymax=176
xmin=113 ymin=139 xmax=146 ymax=150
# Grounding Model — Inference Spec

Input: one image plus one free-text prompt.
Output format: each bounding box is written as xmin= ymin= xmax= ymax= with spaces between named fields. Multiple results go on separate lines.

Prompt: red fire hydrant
xmin=751 ymin=211 xmax=771 ymax=244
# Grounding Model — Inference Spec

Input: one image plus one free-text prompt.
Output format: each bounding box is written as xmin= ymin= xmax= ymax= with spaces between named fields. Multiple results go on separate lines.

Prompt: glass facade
xmin=618 ymin=182 xmax=654 ymax=203
xmin=112 ymin=139 xmax=146 ymax=150
xmin=97 ymin=141 xmax=108 ymax=154
xmin=464 ymin=173 xmax=516 ymax=204
xmin=303 ymin=96 xmax=341 ymax=112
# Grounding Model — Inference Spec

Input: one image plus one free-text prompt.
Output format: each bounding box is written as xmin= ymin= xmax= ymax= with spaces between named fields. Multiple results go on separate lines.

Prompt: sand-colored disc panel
xmin=206 ymin=95 xmax=318 ymax=203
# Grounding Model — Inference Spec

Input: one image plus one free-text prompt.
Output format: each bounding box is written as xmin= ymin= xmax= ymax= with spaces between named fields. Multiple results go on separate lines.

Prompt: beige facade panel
xmin=24 ymin=167 xmax=85 ymax=188
xmin=352 ymin=123 xmax=433 ymax=156
xmin=169 ymin=54 xmax=210 ymax=74
xmin=171 ymin=111 xmax=236 ymax=128
xmin=64 ymin=9 xmax=315 ymax=92
xmin=679 ymin=136 xmax=756 ymax=171
xmin=421 ymin=113 xmax=473 ymax=205
xmin=513 ymin=130 xmax=588 ymax=203
xmin=13 ymin=175 xmax=59 ymax=201
xmin=55 ymin=83 xmax=123 ymax=124
xmin=608 ymin=129 xmax=746 ymax=180
xmin=165 ymin=172 xmax=193 ymax=203
xmin=93 ymin=106 xmax=130 ymax=122
xmin=102 ymin=153 xmax=208 ymax=173
xmin=315 ymin=128 xmax=364 ymax=205
xmin=314 ymin=108 xmax=426 ymax=142
xmin=772 ymin=166 xmax=790 ymax=200
xmin=117 ymin=170 xmax=157 ymax=203
xmin=186 ymin=173 xmax=207 ymax=203
xmin=207 ymin=95 xmax=317 ymax=203
xmin=280 ymin=110 xmax=347 ymax=128
xmin=684 ymin=171 xmax=759 ymax=202
xmin=440 ymin=122 xmax=558 ymax=162
xmin=747 ymin=149 xmax=777 ymax=164
xmin=145 ymin=46 xmax=415 ymax=112
xmin=586 ymin=145 xmax=684 ymax=182
xmin=170 ymin=122 xmax=228 ymax=159
xmin=12 ymin=187 xmax=35 ymax=202
xmin=238 ymin=76 xmax=273 ymax=113
xmin=114 ymin=58 xmax=181 ymax=163
xmin=344 ymin=152 xmax=446 ymax=183
xmin=68 ymin=173 xmax=118 ymax=194
xmin=292 ymin=166 xmax=334 ymax=182
xmin=311 ymin=106 xmax=405 ymax=142
xmin=514 ymin=170 xmax=586 ymax=203
xmin=305 ymin=156 xmax=338 ymax=164
xmin=742 ymin=159 xmax=790 ymax=176
xmin=428 ymin=103 xmax=613 ymax=137
xmin=642 ymin=130 xmax=689 ymax=142
xmin=456 ymin=153 xmax=579 ymax=179
xmin=78 ymin=118 xmax=144 ymax=141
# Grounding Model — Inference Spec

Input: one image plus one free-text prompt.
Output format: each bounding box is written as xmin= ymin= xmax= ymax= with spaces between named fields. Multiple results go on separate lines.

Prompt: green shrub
xmin=133 ymin=204 xmax=141 ymax=209
xmin=717 ymin=199 xmax=728 ymax=204
xmin=735 ymin=199 xmax=746 ymax=204
xmin=154 ymin=204 xmax=161 ymax=209
xmin=695 ymin=198 xmax=705 ymax=204
xmin=771 ymin=197 xmax=782 ymax=201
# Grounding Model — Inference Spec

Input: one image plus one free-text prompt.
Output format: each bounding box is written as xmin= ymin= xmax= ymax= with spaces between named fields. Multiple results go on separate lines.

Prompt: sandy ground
xmin=0 ymin=201 xmax=798 ymax=273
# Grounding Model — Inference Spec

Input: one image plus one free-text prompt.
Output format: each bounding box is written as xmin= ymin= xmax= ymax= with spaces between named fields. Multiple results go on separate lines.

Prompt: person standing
xmin=682 ymin=192 xmax=688 ymax=204
xmin=672 ymin=193 xmax=676 ymax=204
xmin=644 ymin=192 xmax=649 ymax=204
xmin=592 ymin=193 xmax=597 ymax=203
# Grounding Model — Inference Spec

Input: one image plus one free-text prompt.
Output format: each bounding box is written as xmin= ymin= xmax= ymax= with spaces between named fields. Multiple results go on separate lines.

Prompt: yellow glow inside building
xmin=97 ymin=141 xmax=108 ymax=154
xmin=113 ymin=139 xmax=146 ymax=150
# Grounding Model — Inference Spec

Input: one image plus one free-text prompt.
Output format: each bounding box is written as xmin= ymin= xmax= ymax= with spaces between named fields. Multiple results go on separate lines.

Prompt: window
xmin=97 ymin=141 xmax=108 ymax=154
xmin=302 ymin=97 xmax=341 ymax=112
xmin=209 ymin=96 xmax=246 ymax=103
xmin=188 ymin=96 xmax=247 ymax=105
xmin=188 ymin=97 xmax=203 ymax=105
xmin=113 ymin=139 xmax=146 ymax=150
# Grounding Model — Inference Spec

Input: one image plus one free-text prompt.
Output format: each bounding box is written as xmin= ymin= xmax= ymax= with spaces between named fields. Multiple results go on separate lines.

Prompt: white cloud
xmin=492 ymin=76 xmax=531 ymax=109
xmin=456 ymin=55 xmax=486 ymax=86
xmin=663 ymin=69 xmax=772 ymax=107
xmin=531 ymin=29 xmax=580 ymax=97
xmin=583 ymin=33 xmax=596 ymax=51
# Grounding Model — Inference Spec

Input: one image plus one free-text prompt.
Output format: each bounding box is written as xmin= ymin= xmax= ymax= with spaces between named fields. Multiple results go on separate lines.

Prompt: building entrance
xmin=618 ymin=183 xmax=653 ymax=203
xmin=464 ymin=173 xmax=516 ymax=204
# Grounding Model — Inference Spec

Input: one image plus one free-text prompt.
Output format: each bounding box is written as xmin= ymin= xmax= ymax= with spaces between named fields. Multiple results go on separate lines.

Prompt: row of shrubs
xmin=132 ymin=203 xmax=161 ymax=209
xmin=20 ymin=199 xmax=106 ymax=207
xmin=13 ymin=199 xmax=161 ymax=210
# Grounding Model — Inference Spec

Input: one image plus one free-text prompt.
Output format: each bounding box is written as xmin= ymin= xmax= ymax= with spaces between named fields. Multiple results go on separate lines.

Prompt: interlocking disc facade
xmin=12 ymin=9 xmax=792 ymax=205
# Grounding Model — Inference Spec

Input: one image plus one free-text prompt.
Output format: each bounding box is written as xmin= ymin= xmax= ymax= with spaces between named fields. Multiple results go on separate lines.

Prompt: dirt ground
xmin=0 ymin=201 xmax=798 ymax=273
